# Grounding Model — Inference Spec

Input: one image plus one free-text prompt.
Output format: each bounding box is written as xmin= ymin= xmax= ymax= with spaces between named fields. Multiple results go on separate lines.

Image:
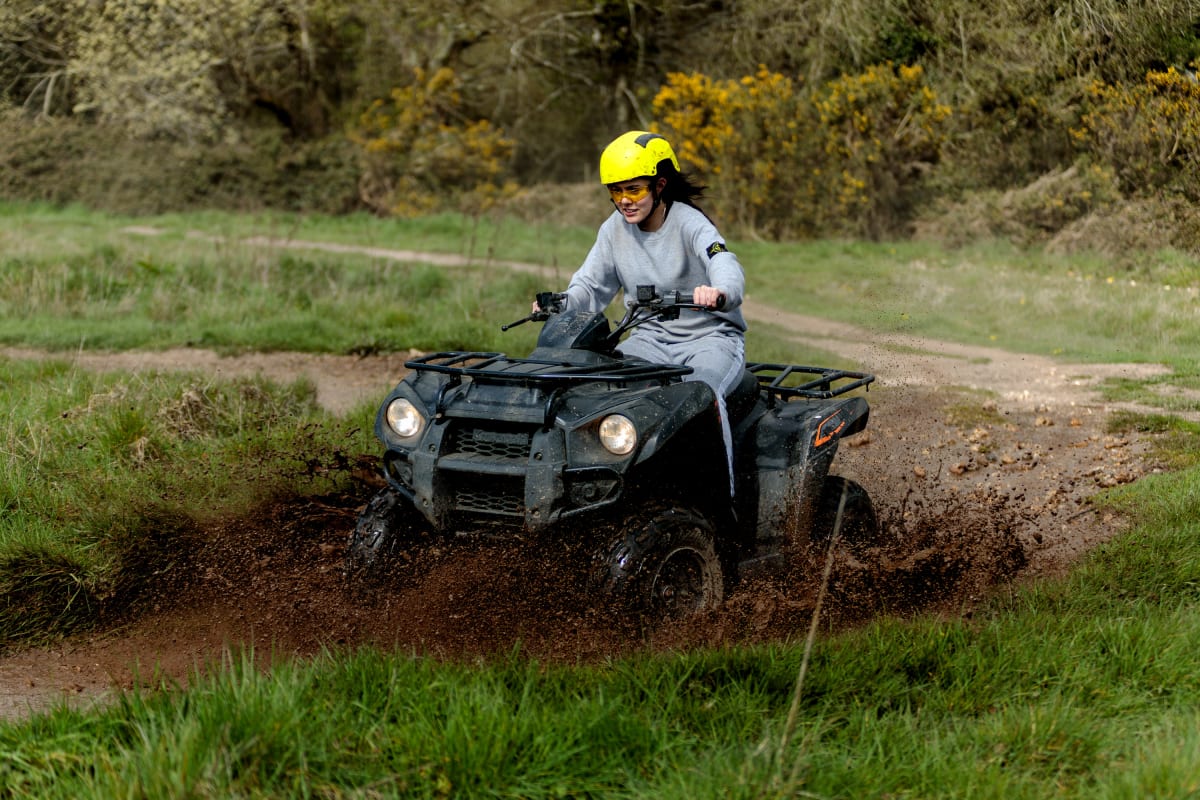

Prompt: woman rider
xmin=554 ymin=130 xmax=747 ymax=493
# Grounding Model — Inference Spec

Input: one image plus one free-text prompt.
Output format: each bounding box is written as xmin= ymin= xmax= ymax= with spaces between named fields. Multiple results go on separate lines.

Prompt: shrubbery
xmin=1076 ymin=66 xmax=1200 ymax=201
xmin=350 ymin=67 xmax=517 ymax=218
xmin=4 ymin=0 xmax=1200 ymax=250
xmin=653 ymin=63 xmax=952 ymax=239
xmin=0 ymin=110 xmax=361 ymax=215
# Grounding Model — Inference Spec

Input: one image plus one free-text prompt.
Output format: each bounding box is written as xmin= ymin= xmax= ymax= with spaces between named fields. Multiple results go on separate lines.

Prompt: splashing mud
xmin=0 ymin=374 xmax=1157 ymax=720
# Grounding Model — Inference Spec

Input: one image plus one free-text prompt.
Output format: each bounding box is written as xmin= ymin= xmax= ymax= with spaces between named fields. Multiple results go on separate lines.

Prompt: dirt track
xmin=0 ymin=237 xmax=1169 ymax=721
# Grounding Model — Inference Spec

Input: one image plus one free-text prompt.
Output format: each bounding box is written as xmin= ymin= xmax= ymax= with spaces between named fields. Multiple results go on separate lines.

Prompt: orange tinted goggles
xmin=607 ymin=183 xmax=652 ymax=202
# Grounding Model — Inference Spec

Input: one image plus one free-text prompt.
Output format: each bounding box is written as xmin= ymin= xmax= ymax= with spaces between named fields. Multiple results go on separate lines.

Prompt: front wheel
xmin=346 ymin=487 xmax=413 ymax=578
xmin=596 ymin=506 xmax=724 ymax=618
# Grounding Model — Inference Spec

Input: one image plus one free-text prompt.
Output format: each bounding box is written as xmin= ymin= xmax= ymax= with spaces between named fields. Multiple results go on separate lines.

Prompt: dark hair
xmin=654 ymin=158 xmax=710 ymax=220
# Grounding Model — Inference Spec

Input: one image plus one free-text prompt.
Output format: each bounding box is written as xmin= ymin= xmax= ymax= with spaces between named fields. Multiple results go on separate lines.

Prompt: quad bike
xmin=348 ymin=286 xmax=878 ymax=618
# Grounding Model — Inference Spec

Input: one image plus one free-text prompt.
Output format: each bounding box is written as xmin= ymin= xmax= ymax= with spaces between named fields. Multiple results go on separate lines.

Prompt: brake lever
xmin=500 ymin=311 xmax=546 ymax=331
xmin=501 ymin=291 xmax=568 ymax=331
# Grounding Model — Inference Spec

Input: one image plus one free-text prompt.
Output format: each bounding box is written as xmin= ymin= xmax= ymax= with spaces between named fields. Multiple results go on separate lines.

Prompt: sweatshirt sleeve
xmin=565 ymin=216 xmax=621 ymax=313
xmin=689 ymin=216 xmax=744 ymax=310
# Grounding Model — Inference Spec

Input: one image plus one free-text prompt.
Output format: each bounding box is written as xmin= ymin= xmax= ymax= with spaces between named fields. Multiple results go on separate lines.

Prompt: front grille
xmin=452 ymin=474 xmax=524 ymax=516
xmin=447 ymin=425 xmax=533 ymax=461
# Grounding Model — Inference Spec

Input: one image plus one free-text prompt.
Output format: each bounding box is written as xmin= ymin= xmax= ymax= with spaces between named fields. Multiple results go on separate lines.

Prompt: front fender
xmin=561 ymin=380 xmax=718 ymax=467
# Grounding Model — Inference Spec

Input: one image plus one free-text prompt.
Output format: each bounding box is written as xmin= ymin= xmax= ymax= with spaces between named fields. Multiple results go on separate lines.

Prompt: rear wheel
xmin=811 ymin=476 xmax=878 ymax=551
xmin=596 ymin=506 xmax=724 ymax=618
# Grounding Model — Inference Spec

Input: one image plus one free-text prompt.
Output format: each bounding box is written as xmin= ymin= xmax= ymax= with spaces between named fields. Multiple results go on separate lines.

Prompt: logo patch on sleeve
xmin=706 ymin=241 xmax=729 ymax=258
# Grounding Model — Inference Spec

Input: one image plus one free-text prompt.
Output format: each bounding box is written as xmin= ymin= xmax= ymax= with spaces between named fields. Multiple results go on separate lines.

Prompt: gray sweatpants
xmin=620 ymin=331 xmax=745 ymax=495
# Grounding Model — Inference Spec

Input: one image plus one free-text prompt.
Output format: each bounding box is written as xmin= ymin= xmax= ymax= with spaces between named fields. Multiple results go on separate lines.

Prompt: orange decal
xmin=815 ymin=413 xmax=846 ymax=447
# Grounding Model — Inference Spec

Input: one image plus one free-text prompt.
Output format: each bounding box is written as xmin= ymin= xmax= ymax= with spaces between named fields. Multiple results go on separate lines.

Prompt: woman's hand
xmin=692 ymin=285 xmax=725 ymax=309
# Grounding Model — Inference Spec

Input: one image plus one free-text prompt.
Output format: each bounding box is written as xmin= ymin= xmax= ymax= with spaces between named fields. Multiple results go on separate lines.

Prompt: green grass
xmin=5 ymin=200 xmax=1198 ymax=374
xmin=3 ymin=475 xmax=1200 ymax=797
xmin=0 ymin=204 xmax=558 ymax=356
xmin=2 ymin=202 xmax=1200 ymax=796
xmin=735 ymin=236 xmax=1200 ymax=368
xmin=1108 ymin=411 xmax=1200 ymax=470
xmin=0 ymin=357 xmax=373 ymax=644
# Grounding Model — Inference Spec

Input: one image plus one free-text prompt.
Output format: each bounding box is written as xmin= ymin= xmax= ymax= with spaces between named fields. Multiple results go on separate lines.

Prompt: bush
xmin=652 ymin=63 xmax=952 ymax=240
xmin=0 ymin=110 xmax=362 ymax=215
xmin=1076 ymin=66 xmax=1200 ymax=201
xmin=350 ymin=67 xmax=517 ymax=218
xmin=1048 ymin=193 xmax=1200 ymax=262
xmin=913 ymin=162 xmax=1123 ymax=248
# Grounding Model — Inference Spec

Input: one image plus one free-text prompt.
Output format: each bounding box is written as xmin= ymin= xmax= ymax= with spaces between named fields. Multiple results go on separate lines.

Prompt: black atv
xmin=348 ymin=286 xmax=878 ymax=618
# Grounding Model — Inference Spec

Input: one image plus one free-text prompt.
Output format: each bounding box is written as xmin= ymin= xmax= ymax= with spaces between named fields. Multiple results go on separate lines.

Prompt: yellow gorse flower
xmin=349 ymin=67 xmax=514 ymax=217
xmin=652 ymin=62 xmax=951 ymax=239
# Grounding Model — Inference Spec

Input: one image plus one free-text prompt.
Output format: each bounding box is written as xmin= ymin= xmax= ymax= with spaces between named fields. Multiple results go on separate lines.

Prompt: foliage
xmin=915 ymin=162 xmax=1124 ymax=248
xmin=0 ymin=111 xmax=362 ymax=215
xmin=1076 ymin=65 xmax=1200 ymax=201
xmin=350 ymin=67 xmax=517 ymax=217
xmin=0 ymin=0 xmax=77 ymax=115
xmin=5 ymin=0 xmax=1200 ymax=244
xmin=67 ymin=0 xmax=354 ymax=141
xmin=0 ymin=358 xmax=364 ymax=644
xmin=653 ymin=63 xmax=952 ymax=238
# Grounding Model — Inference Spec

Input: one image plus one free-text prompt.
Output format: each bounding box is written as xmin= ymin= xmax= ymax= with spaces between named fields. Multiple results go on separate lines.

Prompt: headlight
xmin=385 ymin=398 xmax=425 ymax=439
xmin=598 ymin=414 xmax=637 ymax=455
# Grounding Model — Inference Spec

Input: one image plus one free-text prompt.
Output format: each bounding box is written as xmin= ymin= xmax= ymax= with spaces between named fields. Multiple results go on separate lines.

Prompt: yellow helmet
xmin=598 ymin=131 xmax=680 ymax=184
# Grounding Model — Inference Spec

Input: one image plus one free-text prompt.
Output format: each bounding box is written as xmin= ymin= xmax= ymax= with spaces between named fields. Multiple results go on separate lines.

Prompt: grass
xmin=1 ymin=202 xmax=1200 ymax=796
xmin=3 ymin=480 xmax=1200 ymax=797
xmin=5 ymin=200 xmax=1198 ymax=404
xmin=1108 ymin=411 xmax=1200 ymax=470
xmin=0 ymin=207 xmax=555 ymax=356
xmin=8 ymin=199 xmax=1200 ymax=412
xmin=0 ymin=357 xmax=372 ymax=644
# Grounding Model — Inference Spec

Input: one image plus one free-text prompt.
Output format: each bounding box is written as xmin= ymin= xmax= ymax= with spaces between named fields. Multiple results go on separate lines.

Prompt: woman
xmin=558 ymin=130 xmax=747 ymax=493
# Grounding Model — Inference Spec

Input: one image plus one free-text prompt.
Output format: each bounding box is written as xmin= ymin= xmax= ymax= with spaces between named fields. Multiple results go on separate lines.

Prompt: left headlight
xmin=385 ymin=398 xmax=425 ymax=439
xmin=598 ymin=414 xmax=637 ymax=455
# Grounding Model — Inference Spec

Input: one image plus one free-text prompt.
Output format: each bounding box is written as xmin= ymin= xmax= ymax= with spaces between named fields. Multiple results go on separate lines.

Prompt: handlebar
xmin=500 ymin=285 xmax=725 ymax=337
xmin=631 ymin=285 xmax=726 ymax=311
xmin=501 ymin=292 xmax=568 ymax=331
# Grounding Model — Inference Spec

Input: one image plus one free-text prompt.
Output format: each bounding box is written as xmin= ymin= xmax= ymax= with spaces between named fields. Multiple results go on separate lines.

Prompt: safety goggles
xmin=607 ymin=183 xmax=652 ymax=202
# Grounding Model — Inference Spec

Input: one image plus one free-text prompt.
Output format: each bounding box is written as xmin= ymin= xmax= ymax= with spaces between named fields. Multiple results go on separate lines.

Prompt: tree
xmin=69 ymin=0 xmax=355 ymax=141
xmin=0 ymin=0 xmax=78 ymax=114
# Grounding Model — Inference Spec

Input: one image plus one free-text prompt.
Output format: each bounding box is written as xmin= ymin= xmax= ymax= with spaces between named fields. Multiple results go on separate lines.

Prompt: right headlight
xmin=385 ymin=398 xmax=425 ymax=439
xmin=598 ymin=414 xmax=637 ymax=455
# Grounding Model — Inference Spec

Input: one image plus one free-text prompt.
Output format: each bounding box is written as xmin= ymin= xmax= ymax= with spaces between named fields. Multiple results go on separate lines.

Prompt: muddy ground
xmin=0 ymin=244 xmax=1169 ymax=721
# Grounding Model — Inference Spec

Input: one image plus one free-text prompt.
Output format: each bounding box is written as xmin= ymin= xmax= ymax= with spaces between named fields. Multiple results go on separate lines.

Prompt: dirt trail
xmin=0 ymin=234 xmax=1172 ymax=721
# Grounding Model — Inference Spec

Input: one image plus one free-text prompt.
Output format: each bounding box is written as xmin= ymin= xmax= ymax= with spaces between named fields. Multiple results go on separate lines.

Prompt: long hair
xmin=655 ymin=158 xmax=711 ymax=221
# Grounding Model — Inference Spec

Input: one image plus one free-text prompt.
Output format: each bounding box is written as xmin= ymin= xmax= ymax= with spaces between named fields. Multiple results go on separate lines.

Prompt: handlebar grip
xmin=676 ymin=291 xmax=726 ymax=309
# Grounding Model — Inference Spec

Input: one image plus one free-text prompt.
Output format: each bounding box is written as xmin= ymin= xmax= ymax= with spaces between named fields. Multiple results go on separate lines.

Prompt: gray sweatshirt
xmin=565 ymin=203 xmax=746 ymax=345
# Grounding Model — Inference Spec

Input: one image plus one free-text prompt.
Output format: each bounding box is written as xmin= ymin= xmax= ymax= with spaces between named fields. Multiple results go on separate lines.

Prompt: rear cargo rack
xmin=747 ymin=362 xmax=875 ymax=404
xmin=406 ymin=351 xmax=692 ymax=387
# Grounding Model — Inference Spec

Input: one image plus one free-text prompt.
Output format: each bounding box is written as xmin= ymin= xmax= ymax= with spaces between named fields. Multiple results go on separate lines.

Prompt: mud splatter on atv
xmin=349 ymin=286 xmax=878 ymax=621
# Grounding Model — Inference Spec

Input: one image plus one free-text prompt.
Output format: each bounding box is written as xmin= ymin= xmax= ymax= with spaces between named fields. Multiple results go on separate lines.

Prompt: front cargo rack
xmin=406 ymin=351 xmax=692 ymax=387
xmin=747 ymin=362 xmax=875 ymax=404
